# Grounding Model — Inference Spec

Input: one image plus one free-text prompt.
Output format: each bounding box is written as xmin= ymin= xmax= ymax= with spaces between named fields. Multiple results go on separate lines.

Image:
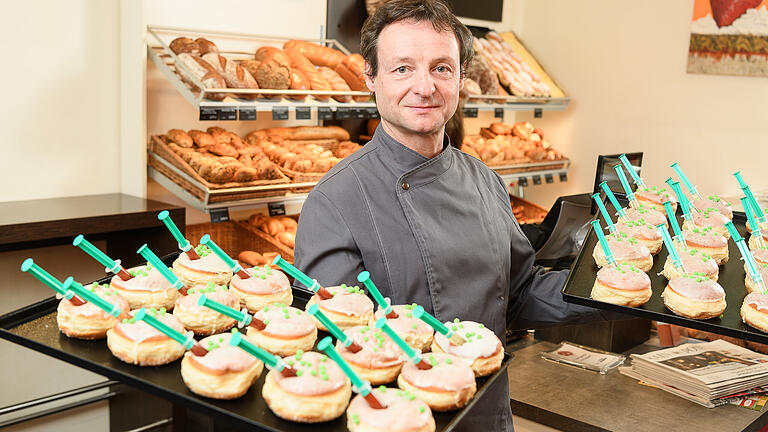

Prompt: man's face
xmin=365 ymin=20 xmax=463 ymax=144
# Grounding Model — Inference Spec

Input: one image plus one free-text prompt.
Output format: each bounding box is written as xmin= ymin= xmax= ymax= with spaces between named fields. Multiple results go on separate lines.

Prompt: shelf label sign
xmin=532 ymin=175 xmax=542 ymax=185
xmin=219 ymin=107 xmax=237 ymax=121
xmin=519 ymin=177 xmax=528 ymax=187
xmin=463 ymin=107 xmax=478 ymax=118
xmin=336 ymin=108 xmax=352 ymax=119
xmin=268 ymin=202 xmax=286 ymax=217
xmin=366 ymin=107 xmax=380 ymax=118
xmin=545 ymin=174 xmax=554 ymax=184
xmin=272 ymin=107 xmax=289 ymax=121
xmin=199 ymin=107 xmax=219 ymax=121
xmin=295 ymin=107 xmax=311 ymax=120
xmin=210 ymin=208 xmax=230 ymax=223
xmin=318 ymin=107 xmax=333 ymax=120
xmin=239 ymin=107 xmax=257 ymax=121
xmin=494 ymin=108 xmax=504 ymax=119
xmin=559 ymin=173 xmax=568 ymax=182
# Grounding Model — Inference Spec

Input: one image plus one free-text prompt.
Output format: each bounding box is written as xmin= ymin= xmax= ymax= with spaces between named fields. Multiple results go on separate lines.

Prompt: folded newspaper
xmin=620 ymin=339 xmax=768 ymax=408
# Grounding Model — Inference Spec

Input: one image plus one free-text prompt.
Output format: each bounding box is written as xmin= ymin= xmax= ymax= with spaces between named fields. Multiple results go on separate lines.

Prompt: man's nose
xmin=411 ymin=69 xmax=435 ymax=96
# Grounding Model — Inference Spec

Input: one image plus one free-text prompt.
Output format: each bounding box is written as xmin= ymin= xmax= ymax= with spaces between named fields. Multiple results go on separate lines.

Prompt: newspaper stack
xmin=620 ymin=339 xmax=768 ymax=408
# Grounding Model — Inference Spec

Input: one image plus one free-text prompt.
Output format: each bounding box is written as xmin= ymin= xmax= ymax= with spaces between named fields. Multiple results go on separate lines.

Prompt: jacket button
xmin=402 ymin=182 xmax=410 ymax=190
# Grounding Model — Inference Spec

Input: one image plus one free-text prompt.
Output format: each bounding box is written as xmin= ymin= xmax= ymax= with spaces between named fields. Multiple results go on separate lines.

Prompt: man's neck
xmin=380 ymin=121 xmax=444 ymax=159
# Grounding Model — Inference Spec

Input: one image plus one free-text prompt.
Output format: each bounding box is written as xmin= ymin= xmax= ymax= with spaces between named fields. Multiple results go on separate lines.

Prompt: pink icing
xmin=434 ymin=321 xmax=500 ymax=361
xmin=347 ymin=388 xmax=431 ymax=430
xmin=672 ymin=249 xmax=719 ymax=276
xmin=176 ymin=289 xmax=239 ymax=313
xmin=189 ymin=333 xmax=257 ymax=372
xmin=667 ymin=277 xmax=725 ymax=300
xmin=400 ymin=352 xmax=474 ymax=391
xmin=114 ymin=310 xmax=186 ymax=343
xmin=596 ymin=265 xmax=650 ymax=291
xmin=693 ymin=196 xmax=733 ymax=219
xmin=273 ymin=351 xmax=348 ymax=395
xmin=616 ymin=220 xmax=661 ymax=240
xmin=692 ymin=210 xmax=728 ymax=230
xmin=338 ymin=326 xmax=405 ymax=369
xmin=111 ymin=266 xmax=173 ymax=292
xmin=753 ymin=249 xmax=768 ymax=265
xmin=230 ymin=266 xmax=289 ymax=294
xmin=604 ymin=235 xmax=651 ymax=260
xmin=316 ymin=291 xmax=374 ymax=317
xmin=636 ymin=187 xmax=676 ymax=205
xmin=175 ymin=252 xmax=231 ymax=274
xmin=684 ymin=229 xmax=727 ymax=248
xmin=622 ymin=206 xmax=667 ymax=227
xmin=59 ymin=284 xmax=129 ymax=318
xmin=253 ymin=304 xmax=315 ymax=338
xmin=373 ymin=305 xmax=433 ymax=338
xmin=745 ymin=292 xmax=768 ymax=311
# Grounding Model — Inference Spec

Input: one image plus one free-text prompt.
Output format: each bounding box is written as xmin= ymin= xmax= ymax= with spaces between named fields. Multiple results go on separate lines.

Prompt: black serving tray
xmin=562 ymin=209 xmax=768 ymax=345
xmin=1 ymin=253 xmax=511 ymax=432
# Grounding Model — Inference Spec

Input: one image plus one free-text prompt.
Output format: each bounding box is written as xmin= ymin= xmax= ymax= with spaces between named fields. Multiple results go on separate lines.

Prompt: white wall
xmin=502 ymin=0 xmax=768 ymax=209
xmin=0 ymin=0 xmax=121 ymax=203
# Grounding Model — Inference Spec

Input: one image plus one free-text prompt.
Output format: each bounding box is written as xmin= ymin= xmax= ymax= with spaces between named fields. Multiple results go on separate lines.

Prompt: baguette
xmin=262 ymin=126 xmax=350 ymax=141
xmin=284 ymin=49 xmax=331 ymax=101
xmin=283 ymin=40 xmax=345 ymax=68
xmin=175 ymin=53 xmax=226 ymax=100
xmin=334 ymin=54 xmax=369 ymax=102
xmin=287 ymin=68 xmax=310 ymax=100
xmin=201 ymin=53 xmax=259 ymax=100
xmin=317 ymin=66 xmax=352 ymax=102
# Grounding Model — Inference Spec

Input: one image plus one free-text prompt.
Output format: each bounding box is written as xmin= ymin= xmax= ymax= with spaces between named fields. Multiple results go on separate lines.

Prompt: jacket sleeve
xmin=293 ymin=189 xmax=365 ymax=289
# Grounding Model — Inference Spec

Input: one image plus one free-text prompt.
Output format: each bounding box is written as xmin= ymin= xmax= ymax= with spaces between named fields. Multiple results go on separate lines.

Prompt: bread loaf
xmin=188 ymin=130 xmax=216 ymax=148
xmin=237 ymin=251 xmax=265 ymax=267
xmin=334 ymin=54 xmax=368 ymax=101
xmin=170 ymin=37 xmax=200 ymax=55
xmin=284 ymin=49 xmax=331 ymax=101
xmin=195 ymin=38 xmax=219 ymax=55
xmin=287 ymin=68 xmax=310 ymax=100
xmin=277 ymin=216 xmax=298 ymax=232
xmin=255 ymin=50 xmax=291 ymax=90
xmin=283 ymin=40 xmax=345 ymax=68
xmin=262 ymin=126 xmax=349 ymax=141
xmin=175 ymin=53 xmax=226 ymax=100
xmin=249 ymin=213 xmax=268 ymax=227
xmin=167 ymin=129 xmax=193 ymax=148
xmin=201 ymin=53 xmax=259 ymax=100
xmin=318 ymin=67 xmax=351 ymax=102
xmin=276 ymin=231 xmax=295 ymax=249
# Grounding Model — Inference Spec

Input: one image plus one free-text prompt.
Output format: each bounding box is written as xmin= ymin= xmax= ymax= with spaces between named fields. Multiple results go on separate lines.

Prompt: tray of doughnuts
xmin=4 ymin=249 xmax=512 ymax=432
xmin=563 ymin=205 xmax=768 ymax=346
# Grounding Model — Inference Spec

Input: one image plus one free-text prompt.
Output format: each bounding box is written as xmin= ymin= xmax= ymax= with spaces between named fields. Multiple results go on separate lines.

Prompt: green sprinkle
xmin=287 ymin=359 xmax=294 ymax=365
xmin=322 ymin=375 xmax=328 ymax=381
xmin=407 ymin=393 xmax=416 ymax=401
xmin=397 ymin=391 xmax=404 ymax=397
xmin=363 ymin=326 xmax=370 ymax=332
xmin=341 ymin=284 xmax=347 ymax=289
xmin=319 ymin=357 xmax=326 ymax=362
xmin=459 ymin=324 xmax=464 ymax=329
xmin=477 ymin=335 xmax=483 ymax=339
xmin=445 ymin=358 xmax=452 ymax=364
xmin=263 ymin=319 xmax=270 ymax=325
xmin=453 ymin=318 xmax=460 ymax=323
xmin=478 ymin=324 xmax=484 ymax=328
xmin=296 ymin=370 xmax=303 ymax=377
xmin=419 ymin=406 xmax=425 ymax=414
xmin=231 ymin=327 xmax=237 ymax=333
xmin=295 ymin=349 xmax=304 ymax=360
xmin=129 ymin=318 xmax=136 ymax=324
xmin=372 ymin=347 xmax=378 ymax=352
xmin=263 ymin=306 xmax=269 ymax=312
xmin=412 ymin=324 xmax=418 ymax=329
xmin=364 ymin=337 xmax=369 ymax=342
xmin=351 ymin=414 xmax=360 ymax=425
xmin=452 ymin=325 xmax=458 ymax=331
xmin=379 ymin=385 xmax=387 ymax=392
xmin=122 ymin=318 xmax=129 ymax=324
xmin=310 ymin=369 xmax=317 ymax=376
xmin=260 ymin=274 xmax=266 ymax=280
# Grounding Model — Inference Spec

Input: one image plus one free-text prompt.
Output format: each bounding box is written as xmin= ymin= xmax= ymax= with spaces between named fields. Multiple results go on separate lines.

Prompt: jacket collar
xmin=373 ymin=125 xmax=454 ymax=183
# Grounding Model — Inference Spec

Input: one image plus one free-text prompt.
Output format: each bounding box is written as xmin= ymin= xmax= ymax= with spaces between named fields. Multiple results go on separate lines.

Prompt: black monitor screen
xmin=592 ymin=152 xmax=643 ymax=214
xmin=448 ymin=0 xmax=503 ymax=22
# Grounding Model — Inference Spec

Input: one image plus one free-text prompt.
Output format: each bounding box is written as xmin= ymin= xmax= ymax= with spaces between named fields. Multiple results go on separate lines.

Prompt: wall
xmin=503 ymin=0 xmax=768 ymax=209
xmin=0 ymin=0 xmax=121 ymax=203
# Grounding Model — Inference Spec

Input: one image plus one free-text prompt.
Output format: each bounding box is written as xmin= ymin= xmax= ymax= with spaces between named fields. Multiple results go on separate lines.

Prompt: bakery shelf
xmin=146 ymin=25 xmax=570 ymax=120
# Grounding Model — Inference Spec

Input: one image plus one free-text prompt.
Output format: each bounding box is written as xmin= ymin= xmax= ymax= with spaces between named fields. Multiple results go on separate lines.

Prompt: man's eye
xmin=395 ymin=66 xmax=408 ymax=73
xmin=436 ymin=65 xmax=451 ymax=73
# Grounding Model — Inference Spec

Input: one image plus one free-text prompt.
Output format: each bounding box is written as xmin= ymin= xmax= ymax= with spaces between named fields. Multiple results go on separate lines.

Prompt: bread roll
xmin=167 ymin=129 xmax=193 ymax=148
xmin=188 ymin=130 xmax=216 ymax=148
xmin=277 ymin=232 xmax=295 ymax=249
xmin=238 ymin=251 xmax=266 ymax=267
xmin=283 ymin=40 xmax=345 ymax=68
xmin=170 ymin=37 xmax=200 ymax=55
xmin=249 ymin=213 xmax=268 ymax=227
xmin=277 ymin=216 xmax=298 ymax=231
xmin=262 ymin=219 xmax=285 ymax=236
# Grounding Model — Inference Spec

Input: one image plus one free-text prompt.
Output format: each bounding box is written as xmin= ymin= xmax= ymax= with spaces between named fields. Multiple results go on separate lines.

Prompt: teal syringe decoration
xmin=619 ymin=154 xmax=646 ymax=188
xmin=271 ymin=255 xmax=333 ymax=299
xmin=20 ymin=259 xmax=85 ymax=305
xmin=592 ymin=193 xmax=618 ymax=236
xmin=136 ymin=244 xmax=188 ymax=295
xmin=600 ymin=182 xmax=629 ymax=222
xmin=725 ymin=221 xmax=743 ymax=243
xmin=735 ymin=238 xmax=768 ymax=294
xmin=666 ymin=180 xmax=693 ymax=225
xmin=671 ymin=163 xmax=703 ymax=202
xmin=72 ymin=235 xmax=133 ymax=281
xmin=199 ymin=234 xmax=250 ymax=279
xmin=357 ymin=271 xmax=397 ymax=318
xmin=230 ymin=330 xmax=296 ymax=376
xmin=663 ymin=201 xmax=686 ymax=251
xmin=134 ymin=307 xmax=207 ymax=355
xmin=657 ymin=224 xmax=684 ymax=273
xmin=735 ymin=172 xmax=767 ymax=223
xmin=62 ymin=277 xmax=123 ymax=318
xmin=317 ymin=336 xmax=384 ymax=409
xmin=591 ymin=220 xmax=616 ymax=267
xmin=614 ymin=164 xmax=639 ymax=207
xmin=412 ymin=305 xmax=466 ymax=345
xmin=157 ymin=210 xmax=200 ymax=260
xmin=307 ymin=304 xmax=362 ymax=352
xmin=197 ymin=295 xmax=265 ymax=330
xmin=743 ymin=198 xmax=767 ymax=249
xmin=375 ymin=317 xmax=431 ymax=370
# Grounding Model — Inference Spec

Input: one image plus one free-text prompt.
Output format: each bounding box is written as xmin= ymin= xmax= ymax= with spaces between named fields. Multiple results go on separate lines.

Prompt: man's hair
xmin=360 ymin=0 xmax=474 ymax=79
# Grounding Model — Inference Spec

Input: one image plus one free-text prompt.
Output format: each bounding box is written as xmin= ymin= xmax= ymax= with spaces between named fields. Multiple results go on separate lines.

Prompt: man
xmin=294 ymin=1 xmax=605 ymax=429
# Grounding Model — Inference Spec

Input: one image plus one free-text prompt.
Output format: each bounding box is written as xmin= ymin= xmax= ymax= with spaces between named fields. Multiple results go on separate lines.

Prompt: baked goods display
xmin=57 ymin=282 xmax=130 ymax=340
xmin=181 ymin=331 xmax=264 ymax=399
xmin=305 ymin=285 xmax=375 ymax=331
xmin=229 ymin=264 xmax=293 ymax=312
xmin=346 ymin=387 xmax=436 ymax=432
xmin=431 ymin=320 xmax=503 ymax=377
xmin=107 ymin=308 xmax=189 ymax=366
xmin=662 ymin=248 xmax=719 ymax=282
xmin=247 ymin=302 xmax=317 ymax=356
xmin=473 ymin=31 xmax=551 ymax=97
xmin=173 ymin=282 xmax=239 ymax=335
xmin=662 ymin=274 xmax=727 ymax=320
xmin=397 ymin=352 xmax=476 ymax=412
xmin=590 ymin=263 xmax=652 ymax=307
xmin=462 ymin=121 xmax=565 ymax=166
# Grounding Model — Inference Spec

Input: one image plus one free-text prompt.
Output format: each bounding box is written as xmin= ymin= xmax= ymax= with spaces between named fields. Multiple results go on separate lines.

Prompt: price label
xmin=354 ymin=109 xmax=367 ymax=119
xmin=545 ymin=174 xmax=554 ymax=184
xmin=532 ymin=175 xmax=542 ymax=185
xmin=295 ymin=107 xmax=311 ymax=120
xmin=519 ymin=177 xmax=528 ymax=187
xmin=272 ymin=106 xmax=289 ymax=121
xmin=336 ymin=108 xmax=352 ymax=119
xmin=463 ymin=107 xmax=478 ymax=118
xmin=318 ymin=107 xmax=333 ymax=120
xmin=219 ymin=107 xmax=237 ymax=121
xmin=534 ymin=108 xmax=543 ymax=118
xmin=494 ymin=108 xmax=504 ymax=119
xmin=366 ymin=107 xmax=379 ymax=118
xmin=199 ymin=107 xmax=218 ymax=121
xmin=210 ymin=208 xmax=230 ymax=223
xmin=268 ymin=202 xmax=286 ymax=216
xmin=559 ymin=172 xmax=568 ymax=182
xmin=239 ymin=107 xmax=257 ymax=120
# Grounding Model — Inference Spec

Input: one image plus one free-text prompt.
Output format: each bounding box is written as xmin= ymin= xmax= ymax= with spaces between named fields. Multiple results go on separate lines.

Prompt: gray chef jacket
xmin=294 ymin=126 xmax=605 ymax=431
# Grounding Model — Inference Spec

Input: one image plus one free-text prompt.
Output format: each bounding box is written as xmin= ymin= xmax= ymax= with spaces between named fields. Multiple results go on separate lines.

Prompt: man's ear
xmin=459 ymin=75 xmax=465 ymax=91
xmin=364 ymin=61 xmax=376 ymax=92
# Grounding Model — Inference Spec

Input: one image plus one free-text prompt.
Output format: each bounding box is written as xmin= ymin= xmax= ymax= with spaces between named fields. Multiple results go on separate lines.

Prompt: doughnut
xmin=336 ymin=325 xmax=406 ymax=385
xmin=397 ymin=352 xmax=476 ymax=411
xmin=746 ymin=216 xmax=768 ymax=234
xmin=590 ymin=263 xmax=652 ymax=307
xmin=347 ymin=387 xmax=435 ymax=432
xmin=683 ymin=209 xmax=730 ymax=239
xmin=229 ymin=265 xmax=292 ymax=313
xmin=370 ymin=304 xmax=434 ymax=352
xmin=662 ymin=248 xmax=719 ymax=281
xmin=110 ymin=263 xmax=180 ymax=310
xmin=57 ymin=282 xmax=129 ymax=339
xmin=615 ymin=219 xmax=662 ymax=255
xmin=754 ymin=249 xmax=768 ymax=266
xmin=246 ymin=302 xmax=317 ymax=356
xmin=683 ymin=227 xmax=729 ymax=265
xmin=741 ymin=292 xmax=768 ymax=332
xmin=431 ymin=320 xmax=503 ymax=377
xmin=744 ymin=262 xmax=768 ymax=294
xmin=692 ymin=195 xmax=733 ymax=220
xmin=749 ymin=232 xmax=768 ymax=252
xmin=173 ymin=283 xmax=238 ymax=335
xmin=592 ymin=233 xmax=653 ymax=272
xmin=305 ymin=285 xmax=374 ymax=331
xmin=262 ymin=351 xmax=352 ymax=423
xmin=181 ymin=332 xmax=264 ymax=399
xmin=632 ymin=186 xmax=677 ymax=213
xmin=621 ymin=204 xmax=668 ymax=228
xmin=662 ymin=275 xmax=726 ymax=320
xmin=172 ymin=244 xmax=233 ymax=287
xmin=106 ymin=308 xmax=187 ymax=366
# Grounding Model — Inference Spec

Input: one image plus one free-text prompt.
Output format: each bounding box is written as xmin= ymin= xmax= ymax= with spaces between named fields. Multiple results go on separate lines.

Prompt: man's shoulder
xmin=310 ymin=140 xmax=380 ymax=200
xmin=450 ymin=147 xmax=508 ymax=192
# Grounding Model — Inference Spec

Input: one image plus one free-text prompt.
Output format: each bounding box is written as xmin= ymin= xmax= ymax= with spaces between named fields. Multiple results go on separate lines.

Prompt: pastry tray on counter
xmin=0 ymin=253 xmax=511 ymax=432
xmin=562 ymin=211 xmax=768 ymax=345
